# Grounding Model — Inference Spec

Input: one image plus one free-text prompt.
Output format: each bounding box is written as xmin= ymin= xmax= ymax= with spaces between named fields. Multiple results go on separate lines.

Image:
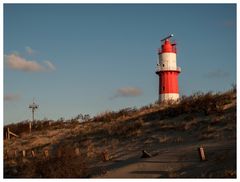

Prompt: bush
xmin=34 ymin=156 xmax=88 ymax=178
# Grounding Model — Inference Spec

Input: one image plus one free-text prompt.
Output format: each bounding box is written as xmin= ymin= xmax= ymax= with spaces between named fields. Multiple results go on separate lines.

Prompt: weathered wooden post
xmin=29 ymin=122 xmax=32 ymax=133
xmin=44 ymin=149 xmax=49 ymax=158
xmin=102 ymin=150 xmax=109 ymax=161
xmin=22 ymin=150 xmax=26 ymax=157
xmin=198 ymin=146 xmax=206 ymax=161
xmin=31 ymin=150 xmax=36 ymax=158
xmin=75 ymin=148 xmax=80 ymax=156
xmin=7 ymin=128 xmax=10 ymax=140
xmin=29 ymin=99 xmax=39 ymax=133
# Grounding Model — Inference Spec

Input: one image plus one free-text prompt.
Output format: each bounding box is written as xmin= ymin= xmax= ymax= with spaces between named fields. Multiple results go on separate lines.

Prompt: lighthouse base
xmin=159 ymin=93 xmax=179 ymax=102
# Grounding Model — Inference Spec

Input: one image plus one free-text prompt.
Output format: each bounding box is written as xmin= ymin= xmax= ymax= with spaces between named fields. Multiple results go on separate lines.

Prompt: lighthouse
xmin=155 ymin=34 xmax=181 ymax=102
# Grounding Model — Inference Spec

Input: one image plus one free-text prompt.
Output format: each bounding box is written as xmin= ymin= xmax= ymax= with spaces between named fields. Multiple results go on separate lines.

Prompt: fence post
xmin=7 ymin=128 xmax=10 ymax=140
xmin=31 ymin=150 xmax=36 ymax=158
xmin=75 ymin=148 xmax=80 ymax=156
xmin=44 ymin=149 xmax=49 ymax=158
xmin=102 ymin=150 xmax=109 ymax=161
xmin=22 ymin=150 xmax=26 ymax=157
xmin=198 ymin=146 xmax=206 ymax=161
xmin=29 ymin=122 xmax=32 ymax=133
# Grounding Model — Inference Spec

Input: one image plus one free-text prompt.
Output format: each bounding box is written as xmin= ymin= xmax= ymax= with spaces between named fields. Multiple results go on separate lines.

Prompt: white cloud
xmin=5 ymin=54 xmax=44 ymax=72
xmin=44 ymin=60 xmax=56 ymax=71
xmin=5 ymin=53 xmax=56 ymax=72
xmin=111 ymin=87 xmax=142 ymax=99
xmin=4 ymin=94 xmax=20 ymax=101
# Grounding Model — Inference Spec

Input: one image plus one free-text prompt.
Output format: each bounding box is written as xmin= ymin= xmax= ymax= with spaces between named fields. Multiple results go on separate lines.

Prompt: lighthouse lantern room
xmin=156 ymin=34 xmax=181 ymax=102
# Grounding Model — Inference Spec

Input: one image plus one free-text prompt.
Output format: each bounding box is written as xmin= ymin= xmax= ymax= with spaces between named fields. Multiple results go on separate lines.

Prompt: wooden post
xmin=198 ymin=146 xmax=206 ymax=161
xmin=44 ymin=149 xmax=49 ymax=158
xmin=102 ymin=150 xmax=109 ymax=161
xmin=75 ymin=148 xmax=80 ymax=156
xmin=29 ymin=122 xmax=32 ymax=133
xmin=22 ymin=150 xmax=26 ymax=157
xmin=31 ymin=150 xmax=36 ymax=158
xmin=7 ymin=128 xmax=10 ymax=140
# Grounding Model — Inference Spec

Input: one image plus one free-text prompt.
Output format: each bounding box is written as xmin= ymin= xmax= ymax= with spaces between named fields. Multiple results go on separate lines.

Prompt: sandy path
xmin=94 ymin=139 xmax=236 ymax=178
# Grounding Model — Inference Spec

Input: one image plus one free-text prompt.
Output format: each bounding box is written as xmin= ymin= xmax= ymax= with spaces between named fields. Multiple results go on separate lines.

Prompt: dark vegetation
xmin=4 ymin=150 xmax=88 ymax=178
xmin=4 ymin=87 xmax=236 ymax=178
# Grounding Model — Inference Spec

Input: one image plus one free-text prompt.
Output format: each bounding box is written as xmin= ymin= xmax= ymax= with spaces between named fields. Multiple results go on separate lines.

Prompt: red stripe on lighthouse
xmin=159 ymin=71 xmax=179 ymax=94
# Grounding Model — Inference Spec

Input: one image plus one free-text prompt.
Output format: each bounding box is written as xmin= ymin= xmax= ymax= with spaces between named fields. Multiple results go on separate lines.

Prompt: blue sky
xmin=4 ymin=4 xmax=236 ymax=124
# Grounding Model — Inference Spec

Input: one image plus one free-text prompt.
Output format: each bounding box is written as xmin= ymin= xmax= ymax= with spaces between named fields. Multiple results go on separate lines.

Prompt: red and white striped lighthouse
xmin=156 ymin=34 xmax=181 ymax=102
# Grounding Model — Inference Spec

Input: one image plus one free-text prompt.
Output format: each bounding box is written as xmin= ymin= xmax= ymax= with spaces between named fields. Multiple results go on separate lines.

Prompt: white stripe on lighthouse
xmin=159 ymin=52 xmax=177 ymax=71
xmin=159 ymin=93 xmax=179 ymax=102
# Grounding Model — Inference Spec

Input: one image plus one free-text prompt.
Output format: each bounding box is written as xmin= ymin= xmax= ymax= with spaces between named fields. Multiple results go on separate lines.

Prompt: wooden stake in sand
xmin=44 ymin=149 xmax=49 ymax=158
xmin=198 ymin=146 xmax=206 ymax=161
xmin=75 ymin=148 xmax=80 ymax=156
xmin=7 ymin=128 xmax=10 ymax=140
xmin=22 ymin=150 xmax=26 ymax=157
xmin=102 ymin=150 xmax=109 ymax=161
xmin=31 ymin=150 xmax=36 ymax=158
xmin=44 ymin=150 xmax=49 ymax=158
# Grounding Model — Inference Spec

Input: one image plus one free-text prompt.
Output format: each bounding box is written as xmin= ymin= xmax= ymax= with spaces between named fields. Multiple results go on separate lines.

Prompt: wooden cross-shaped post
xmin=29 ymin=99 xmax=39 ymax=133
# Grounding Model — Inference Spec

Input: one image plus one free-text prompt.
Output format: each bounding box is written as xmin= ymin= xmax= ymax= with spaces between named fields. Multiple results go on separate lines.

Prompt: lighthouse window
xmin=162 ymin=86 xmax=165 ymax=91
xmin=162 ymin=64 xmax=165 ymax=67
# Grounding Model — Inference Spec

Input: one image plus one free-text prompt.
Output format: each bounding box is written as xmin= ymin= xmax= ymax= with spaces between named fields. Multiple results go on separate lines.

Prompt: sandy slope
xmin=4 ymin=91 xmax=236 ymax=178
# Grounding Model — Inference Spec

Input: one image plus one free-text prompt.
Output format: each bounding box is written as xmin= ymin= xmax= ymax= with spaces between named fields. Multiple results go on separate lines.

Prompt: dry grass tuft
xmin=224 ymin=169 xmax=236 ymax=178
